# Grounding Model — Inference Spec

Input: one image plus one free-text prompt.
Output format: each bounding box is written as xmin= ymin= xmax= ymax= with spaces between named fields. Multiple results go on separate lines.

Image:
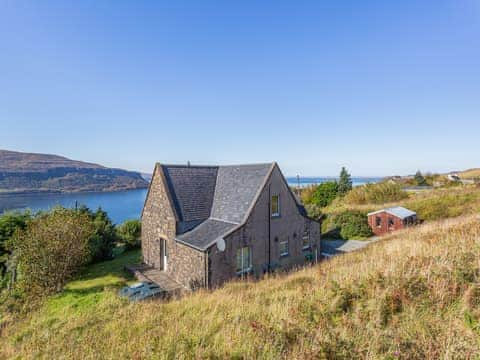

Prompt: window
xmin=302 ymin=229 xmax=310 ymax=249
xmin=375 ymin=216 xmax=382 ymax=227
xmin=271 ymin=195 xmax=280 ymax=217
xmin=236 ymin=246 xmax=251 ymax=274
xmin=279 ymin=239 xmax=289 ymax=257
xmin=388 ymin=217 xmax=395 ymax=228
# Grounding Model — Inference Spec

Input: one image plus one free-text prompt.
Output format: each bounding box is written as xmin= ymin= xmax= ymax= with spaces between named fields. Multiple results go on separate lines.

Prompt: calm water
xmin=0 ymin=189 xmax=148 ymax=224
xmin=0 ymin=177 xmax=382 ymax=224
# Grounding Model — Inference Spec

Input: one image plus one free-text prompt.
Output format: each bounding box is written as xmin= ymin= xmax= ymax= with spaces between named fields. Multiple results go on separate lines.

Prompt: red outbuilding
xmin=367 ymin=206 xmax=417 ymax=236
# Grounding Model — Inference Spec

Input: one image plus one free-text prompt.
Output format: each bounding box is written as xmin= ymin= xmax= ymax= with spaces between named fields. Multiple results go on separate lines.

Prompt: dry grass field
xmin=2 ymin=211 xmax=480 ymax=359
xmin=324 ymin=185 xmax=480 ymax=221
xmin=458 ymin=168 xmax=480 ymax=179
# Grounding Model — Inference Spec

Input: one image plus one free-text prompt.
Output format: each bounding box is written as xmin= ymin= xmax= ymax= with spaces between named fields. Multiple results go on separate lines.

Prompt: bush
xmin=0 ymin=211 xmax=31 ymax=283
xmin=116 ymin=219 xmax=141 ymax=250
xmin=310 ymin=181 xmax=339 ymax=208
xmin=304 ymin=204 xmax=323 ymax=222
xmin=8 ymin=208 xmax=94 ymax=296
xmin=325 ymin=210 xmax=373 ymax=240
xmin=77 ymin=206 xmax=117 ymax=263
xmin=344 ymin=182 xmax=408 ymax=205
xmin=300 ymin=186 xmax=317 ymax=205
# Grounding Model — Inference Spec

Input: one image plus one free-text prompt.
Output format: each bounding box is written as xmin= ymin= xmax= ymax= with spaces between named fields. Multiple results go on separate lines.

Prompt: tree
xmin=338 ymin=167 xmax=353 ymax=196
xmin=414 ymin=170 xmax=427 ymax=186
xmin=311 ymin=181 xmax=339 ymax=208
xmin=116 ymin=219 xmax=141 ymax=250
xmin=9 ymin=208 xmax=94 ymax=296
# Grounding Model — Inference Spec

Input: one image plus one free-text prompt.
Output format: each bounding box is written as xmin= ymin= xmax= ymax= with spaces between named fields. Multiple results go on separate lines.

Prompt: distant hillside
xmin=456 ymin=168 xmax=480 ymax=179
xmin=0 ymin=150 xmax=149 ymax=194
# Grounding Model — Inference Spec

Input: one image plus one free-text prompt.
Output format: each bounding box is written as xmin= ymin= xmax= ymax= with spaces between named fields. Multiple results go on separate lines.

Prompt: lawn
xmin=44 ymin=248 xmax=141 ymax=314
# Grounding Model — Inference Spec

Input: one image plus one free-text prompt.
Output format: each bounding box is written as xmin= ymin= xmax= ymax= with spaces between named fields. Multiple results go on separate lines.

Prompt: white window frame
xmin=236 ymin=246 xmax=252 ymax=274
xmin=302 ymin=230 xmax=310 ymax=250
xmin=279 ymin=239 xmax=289 ymax=257
xmin=271 ymin=194 xmax=280 ymax=217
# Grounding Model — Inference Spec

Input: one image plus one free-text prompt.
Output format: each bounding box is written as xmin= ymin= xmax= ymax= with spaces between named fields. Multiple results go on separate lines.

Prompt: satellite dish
xmin=216 ymin=238 xmax=226 ymax=252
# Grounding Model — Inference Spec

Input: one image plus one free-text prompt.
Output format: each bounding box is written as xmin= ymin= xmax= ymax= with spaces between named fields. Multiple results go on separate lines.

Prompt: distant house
xmin=367 ymin=206 xmax=417 ymax=236
xmin=447 ymin=173 xmax=461 ymax=182
xmin=141 ymin=162 xmax=321 ymax=290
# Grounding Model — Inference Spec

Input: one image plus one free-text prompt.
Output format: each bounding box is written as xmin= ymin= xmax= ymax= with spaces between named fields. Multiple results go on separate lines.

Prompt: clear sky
xmin=1 ymin=1 xmax=479 ymax=176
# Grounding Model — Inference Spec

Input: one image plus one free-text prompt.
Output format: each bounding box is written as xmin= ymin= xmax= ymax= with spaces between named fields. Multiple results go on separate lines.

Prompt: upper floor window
xmin=375 ymin=216 xmax=382 ymax=227
xmin=236 ymin=246 xmax=252 ymax=274
xmin=279 ymin=239 xmax=289 ymax=257
xmin=271 ymin=195 xmax=280 ymax=217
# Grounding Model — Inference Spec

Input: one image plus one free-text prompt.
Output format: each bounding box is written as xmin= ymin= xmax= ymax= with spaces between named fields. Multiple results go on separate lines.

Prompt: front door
xmin=160 ymin=239 xmax=168 ymax=271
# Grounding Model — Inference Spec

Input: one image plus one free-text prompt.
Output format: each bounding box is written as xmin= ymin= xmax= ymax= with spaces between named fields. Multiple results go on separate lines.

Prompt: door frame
xmin=160 ymin=238 xmax=168 ymax=271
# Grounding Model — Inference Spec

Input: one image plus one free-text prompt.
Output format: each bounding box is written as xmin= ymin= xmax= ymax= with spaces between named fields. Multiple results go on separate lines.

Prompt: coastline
xmin=0 ymin=185 xmax=149 ymax=197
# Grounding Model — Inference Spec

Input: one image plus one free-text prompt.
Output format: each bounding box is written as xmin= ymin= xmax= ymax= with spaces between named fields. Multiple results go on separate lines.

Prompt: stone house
xmin=367 ymin=206 xmax=417 ymax=236
xmin=141 ymin=162 xmax=321 ymax=289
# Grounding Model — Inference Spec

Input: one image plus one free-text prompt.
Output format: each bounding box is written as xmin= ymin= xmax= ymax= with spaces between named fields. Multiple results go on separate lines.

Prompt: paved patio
xmin=125 ymin=264 xmax=184 ymax=297
xmin=321 ymin=237 xmax=379 ymax=256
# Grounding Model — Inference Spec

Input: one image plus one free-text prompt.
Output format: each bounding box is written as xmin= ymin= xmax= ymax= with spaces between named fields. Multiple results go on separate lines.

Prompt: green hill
xmin=2 ymin=212 xmax=480 ymax=358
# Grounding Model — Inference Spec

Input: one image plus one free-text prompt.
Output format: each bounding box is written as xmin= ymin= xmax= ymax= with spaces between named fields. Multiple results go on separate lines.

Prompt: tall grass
xmin=2 ymin=215 xmax=480 ymax=358
xmin=344 ymin=182 xmax=408 ymax=205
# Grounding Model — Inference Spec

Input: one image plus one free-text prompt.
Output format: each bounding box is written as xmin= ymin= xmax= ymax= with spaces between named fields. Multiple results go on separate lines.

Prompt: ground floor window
xmin=279 ymin=239 xmax=289 ymax=257
xmin=302 ymin=229 xmax=310 ymax=249
xmin=236 ymin=246 xmax=252 ymax=274
xmin=388 ymin=217 xmax=395 ymax=228
xmin=375 ymin=216 xmax=382 ymax=227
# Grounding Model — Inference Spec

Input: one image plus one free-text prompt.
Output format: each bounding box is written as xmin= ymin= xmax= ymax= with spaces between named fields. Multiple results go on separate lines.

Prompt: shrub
xmin=325 ymin=210 xmax=373 ymax=239
xmin=310 ymin=181 xmax=339 ymax=208
xmin=344 ymin=182 xmax=408 ymax=205
xmin=116 ymin=219 xmax=141 ymax=250
xmin=0 ymin=211 xmax=31 ymax=283
xmin=300 ymin=186 xmax=317 ymax=205
xmin=77 ymin=206 xmax=117 ymax=263
xmin=304 ymin=204 xmax=323 ymax=221
xmin=9 ymin=208 xmax=94 ymax=296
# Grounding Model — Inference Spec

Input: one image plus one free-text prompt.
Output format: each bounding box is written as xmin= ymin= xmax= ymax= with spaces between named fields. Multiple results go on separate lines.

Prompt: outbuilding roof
xmin=367 ymin=206 xmax=417 ymax=220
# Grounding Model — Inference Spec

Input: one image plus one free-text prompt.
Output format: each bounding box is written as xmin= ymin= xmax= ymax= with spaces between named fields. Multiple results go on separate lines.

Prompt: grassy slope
xmin=458 ymin=169 xmax=480 ymax=179
xmin=324 ymin=186 xmax=480 ymax=222
xmin=2 ymin=214 xmax=480 ymax=359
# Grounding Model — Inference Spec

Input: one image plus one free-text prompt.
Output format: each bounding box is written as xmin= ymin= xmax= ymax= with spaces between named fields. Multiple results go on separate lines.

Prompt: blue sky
xmin=1 ymin=1 xmax=479 ymax=176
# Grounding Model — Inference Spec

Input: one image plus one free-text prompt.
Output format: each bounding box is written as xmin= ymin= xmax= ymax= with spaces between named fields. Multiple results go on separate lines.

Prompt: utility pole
xmin=296 ymin=174 xmax=301 ymax=197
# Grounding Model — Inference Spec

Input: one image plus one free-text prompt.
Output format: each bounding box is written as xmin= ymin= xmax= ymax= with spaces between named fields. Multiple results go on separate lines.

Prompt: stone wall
xmin=141 ymin=164 xmax=206 ymax=289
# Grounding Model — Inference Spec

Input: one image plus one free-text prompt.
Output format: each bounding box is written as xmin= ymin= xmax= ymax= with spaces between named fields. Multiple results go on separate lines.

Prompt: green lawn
xmin=36 ymin=249 xmax=141 ymax=317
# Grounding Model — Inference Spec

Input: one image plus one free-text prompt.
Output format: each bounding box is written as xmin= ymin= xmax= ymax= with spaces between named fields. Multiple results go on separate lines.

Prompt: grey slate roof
xmin=368 ymin=206 xmax=417 ymax=220
xmin=211 ymin=164 xmax=272 ymax=224
xmin=176 ymin=218 xmax=237 ymax=249
xmin=159 ymin=163 xmax=274 ymax=250
xmin=161 ymin=165 xmax=218 ymax=224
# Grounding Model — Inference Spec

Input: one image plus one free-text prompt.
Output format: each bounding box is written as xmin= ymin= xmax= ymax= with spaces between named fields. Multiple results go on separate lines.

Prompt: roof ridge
xmin=158 ymin=162 xmax=274 ymax=168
